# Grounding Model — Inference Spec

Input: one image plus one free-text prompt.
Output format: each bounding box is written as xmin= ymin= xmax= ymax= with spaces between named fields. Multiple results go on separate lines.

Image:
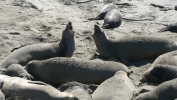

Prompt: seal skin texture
xmin=26 ymin=57 xmax=130 ymax=85
xmin=92 ymin=71 xmax=136 ymax=100
xmin=92 ymin=24 xmax=177 ymax=65
xmin=0 ymin=22 xmax=75 ymax=70
xmin=140 ymin=50 xmax=177 ymax=83
xmin=102 ymin=9 xmax=122 ymax=29
xmin=136 ymin=78 xmax=177 ymax=100
xmin=87 ymin=3 xmax=118 ymax=20
xmin=0 ymin=75 xmax=78 ymax=100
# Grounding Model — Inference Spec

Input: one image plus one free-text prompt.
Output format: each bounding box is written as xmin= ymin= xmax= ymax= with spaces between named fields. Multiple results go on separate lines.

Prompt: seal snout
xmin=66 ymin=22 xmax=73 ymax=30
xmin=92 ymin=24 xmax=101 ymax=37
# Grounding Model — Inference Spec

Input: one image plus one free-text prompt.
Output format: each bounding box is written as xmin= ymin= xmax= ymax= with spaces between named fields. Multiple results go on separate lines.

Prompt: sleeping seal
xmin=102 ymin=9 xmax=122 ymax=29
xmin=87 ymin=3 xmax=118 ymax=20
xmin=92 ymin=71 xmax=136 ymax=100
xmin=140 ymin=50 xmax=177 ymax=83
xmin=136 ymin=78 xmax=177 ymax=100
xmin=26 ymin=57 xmax=130 ymax=85
xmin=0 ymin=75 xmax=78 ymax=100
xmin=92 ymin=24 xmax=177 ymax=65
xmin=0 ymin=22 xmax=75 ymax=72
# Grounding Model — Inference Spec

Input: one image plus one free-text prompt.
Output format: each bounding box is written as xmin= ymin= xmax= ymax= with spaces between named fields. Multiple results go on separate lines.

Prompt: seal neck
xmin=93 ymin=36 xmax=113 ymax=58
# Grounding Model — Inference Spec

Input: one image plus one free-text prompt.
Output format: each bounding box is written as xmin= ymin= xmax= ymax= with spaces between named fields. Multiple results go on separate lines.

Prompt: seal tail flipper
xmin=27 ymin=81 xmax=48 ymax=86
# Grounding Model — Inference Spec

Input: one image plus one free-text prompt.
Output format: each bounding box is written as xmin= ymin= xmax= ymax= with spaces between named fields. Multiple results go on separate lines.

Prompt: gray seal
xmin=92 ymin=24 xmax=177 ymax=65
xmin=26 ymin=57 xmax=130 ymax=85
xmin=140 ymin=50 xmax=177 ymax=83
xmin=0 ymin=22 xmax=75 ymax=71
xmin=0 ymin=75 xmax=78 ymax=100
xmin=140 ymin=64 xmax=177 ymax=83
xmin=92 ymin=71 xmax=136 ymax=100
xmin=102 ymin=9 xmax=122 ymax=29
xmin=87 ymin=3 xmax=118 ymax=20
xmin=136 ymin=78 xmax=177 ymax=100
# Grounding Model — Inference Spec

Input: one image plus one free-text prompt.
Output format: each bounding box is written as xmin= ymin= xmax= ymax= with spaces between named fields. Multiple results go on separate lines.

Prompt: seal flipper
xmin=27 ymin=81 xmax=48 ymax=86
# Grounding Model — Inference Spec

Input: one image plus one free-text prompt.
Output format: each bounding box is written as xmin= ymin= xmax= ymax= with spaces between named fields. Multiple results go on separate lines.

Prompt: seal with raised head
xmin=102 ymin=9 xmax=122 ymax=29
xmin=0 ymin=75 xmax=78 ymax=100
xmin=0 ymin=22 xmax=75 ymax=71
xmin=92 ymin=71 xmax=136 ymax=100
xmin=87 ymin=3 xmax=118 ymax=20
xmin=26 ymin=57 xmax=130 ymax=85
xmin=140 ymin=50 xmax=177 ymax=83
xmin=92 ymin=24 xmax=177 ymax=65
xmin=136 ymin=78 xmax=177 ymax=100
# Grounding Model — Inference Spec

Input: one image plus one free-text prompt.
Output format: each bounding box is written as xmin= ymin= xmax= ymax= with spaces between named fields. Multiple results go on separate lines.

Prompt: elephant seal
xmin=159 ymin=22 xmax=177 ymax=33
xmin=87 ymin=3 xmax=118 ymax=20
xmin=136 ymin=78 xmax=177 ymax=100
xmin=102 ymin=9 xmax=122 ymax=29
xmin=140 ymin=50 xmax=177 ymax=83
xmin=26 ymin=57 xmax=130 ymax=85
xmin=5 ymin=64 xmax=33 ymax=80
xmin=92 ymin=24 xmax=177 ymax=65
xmin=92 ymin=71 xmax=136 ymax=100
xmin=140 ymin=64 xmax=177 ymax=83
xmin=0 ymin=75 xmax=78 ymax=100
xmin=0 ymin=22 xmax=75 ymax=71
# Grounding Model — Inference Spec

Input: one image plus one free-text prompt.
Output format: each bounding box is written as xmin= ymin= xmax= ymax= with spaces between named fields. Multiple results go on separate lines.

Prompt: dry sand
xmin=0 ymin=0 xmax=177 ymax=99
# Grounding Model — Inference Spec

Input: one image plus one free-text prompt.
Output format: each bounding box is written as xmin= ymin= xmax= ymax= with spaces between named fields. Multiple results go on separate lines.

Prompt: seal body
xmin=0 ymin=75 xmax=77 ymax=100
xmin=87 ymin=3 xmax=118 ymax=20
xmin=102 ymin=9 xmax=122 ymax=29
xmin=92 ymin=71 xmax=136 ymax=100
xmin=140 ymin=50 xmax=177 ymax=83
xmin=159 ymin=22 xmax=177 ymax=33
xmin=26 ymin=57 xmax=130 ymax=85
xmin=0 ymin=22 xmax=75 ymax=70
xmin=92 ymin=25 xmax=177 ymax=65
xmin=136 ymin=78 xmax=177 ymax=100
